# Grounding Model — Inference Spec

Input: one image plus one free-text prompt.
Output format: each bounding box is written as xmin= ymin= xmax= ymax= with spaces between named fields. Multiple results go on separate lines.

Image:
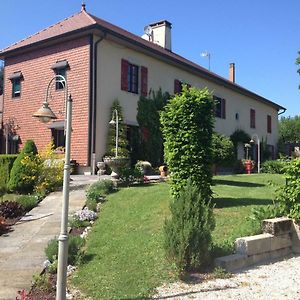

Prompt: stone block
xmin=291 ymin=220 xmax=300 ymax=254
xmin=214 ymin=253 xmax=247 ymax=272
xmin=270 ymin=234 xmax=292 ymax=251
xmin=262 ymin=217 xmax=292 ymax=235
xmin=235 ymin=233 xmax=272 ymax=256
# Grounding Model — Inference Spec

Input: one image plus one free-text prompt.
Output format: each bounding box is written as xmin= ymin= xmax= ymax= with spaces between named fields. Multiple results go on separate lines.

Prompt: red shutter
xmin=141 ymin=66 xmax=148 ymax=97
xmin=174 ymin=79 xmax=182 ymax=94
xmin=221 ymin=98 xmax=226 ymax=119
xmin=267 ymin=115 xmax=272 ymax=133
xmin=121 ymin=59 xmax=129 ymax=91
xmin=250 ymin=109 xmax=256 ymax=128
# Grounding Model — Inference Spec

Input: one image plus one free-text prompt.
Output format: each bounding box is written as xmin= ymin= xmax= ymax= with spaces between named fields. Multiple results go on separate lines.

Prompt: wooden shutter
xmin=174 ymin=79 xmax=182 ymax=94
xmin=121 ymin=59 xmax=129 ymax=91
xmin=141 ymin=66 xmax=148 ymax=97
xmin=221 ymin=98 xmax=226 ymax=119
xmin=250 ymin=109 xmax=256 ymax=128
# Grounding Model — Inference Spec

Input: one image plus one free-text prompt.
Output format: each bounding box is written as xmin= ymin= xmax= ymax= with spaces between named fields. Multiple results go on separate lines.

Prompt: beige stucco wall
xmin=94 ymin=36 xmax=279 ymax=162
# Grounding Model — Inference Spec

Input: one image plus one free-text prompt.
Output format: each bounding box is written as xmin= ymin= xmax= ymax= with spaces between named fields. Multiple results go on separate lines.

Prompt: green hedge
xmin=0 ymin=155 xmax=18 ymax=194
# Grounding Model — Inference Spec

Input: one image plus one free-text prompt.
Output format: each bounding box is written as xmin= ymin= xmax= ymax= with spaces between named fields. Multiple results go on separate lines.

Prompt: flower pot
xmin=103 ymin=157 xmax=129 ymax=179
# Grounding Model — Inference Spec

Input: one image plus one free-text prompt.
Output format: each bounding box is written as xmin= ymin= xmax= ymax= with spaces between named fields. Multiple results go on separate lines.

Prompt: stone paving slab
xmin=0 ymin=179 xmax=91 ymax=300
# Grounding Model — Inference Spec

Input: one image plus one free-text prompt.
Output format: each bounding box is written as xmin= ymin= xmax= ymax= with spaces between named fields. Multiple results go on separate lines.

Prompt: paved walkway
xmin=0 ymin=175 xmax=100 ymax=300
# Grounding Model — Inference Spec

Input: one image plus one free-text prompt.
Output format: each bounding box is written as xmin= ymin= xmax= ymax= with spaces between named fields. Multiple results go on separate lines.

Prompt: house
xmin=0 ymin=4 xmax=285 ymax=173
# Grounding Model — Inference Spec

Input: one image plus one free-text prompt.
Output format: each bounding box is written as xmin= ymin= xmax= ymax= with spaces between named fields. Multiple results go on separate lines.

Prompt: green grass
xmin=72 ymin=174 xmax=284 ymax=299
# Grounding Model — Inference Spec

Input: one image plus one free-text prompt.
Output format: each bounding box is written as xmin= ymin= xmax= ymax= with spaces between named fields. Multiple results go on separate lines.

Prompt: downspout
xmin=278 ymin=108 xmax=286 ymax=116
xmin=90 ymin=34 xmax=105 ymax=174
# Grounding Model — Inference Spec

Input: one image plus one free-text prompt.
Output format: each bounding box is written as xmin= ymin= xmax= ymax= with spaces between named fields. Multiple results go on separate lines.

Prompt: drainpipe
xmin=90 ymin=34 xmax=105 ymax=174
xmin=278 ymin=108 xmax=286 ymax=116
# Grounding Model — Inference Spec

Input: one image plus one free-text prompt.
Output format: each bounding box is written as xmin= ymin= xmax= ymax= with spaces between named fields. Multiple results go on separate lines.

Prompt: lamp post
xmin=250 ymin=134 xmax=260 ymax=173
xmin=33 ymin=75 xmax=72 ymax=300
xmin=109 ymin=109 xmax=119 ymax=158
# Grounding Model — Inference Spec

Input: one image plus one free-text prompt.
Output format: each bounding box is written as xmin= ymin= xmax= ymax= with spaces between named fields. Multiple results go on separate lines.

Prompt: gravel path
xmin=154 ymin=255 xmax=300 ymax=300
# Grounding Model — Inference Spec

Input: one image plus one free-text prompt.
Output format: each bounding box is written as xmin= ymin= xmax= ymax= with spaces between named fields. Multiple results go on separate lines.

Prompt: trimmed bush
xmin=86 ymin=180 xmax=115 ymax=203
xmin=164 ymin=179 xmax=215 ymax=271
xmin=261 ymin=159 xmax=288 ymax=174
xmin=16 ymin=195 xmax=38 ymax=211
xmin=160 ymin=86 xmax=215 ymax=197
xmin=0 ymin=155 xmax=18 ymax=195
xmin=7 ymin=140 xmax=40 ymax=194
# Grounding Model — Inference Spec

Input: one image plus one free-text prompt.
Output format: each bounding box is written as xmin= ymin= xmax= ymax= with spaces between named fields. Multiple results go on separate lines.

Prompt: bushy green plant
xmin=230 ymin=129 xmax=251 ymax=159
xmin=86 ymin=180 xmax=114 ymax=202
xmin=118 ymin=166 xmax=143 ymax=186
xmin=7 ymin=140 xmax=40 ymax=194
xmin=16 ymin=195 xmax=38 ymax=211
xmin=164 ymin=179 xmax=215 ymax=271
xmin=69 ymin=216 xmax=91 ymax=228
xmin=261 ymin=159 xmax=288 ymax=174
xmin=32 ymin=274 xmax=52 ymax=292
xmin=160 ymin=86 xmax=215 ymax=197
xmin=85 ymin=198 xmax=98 ymax=212
xmin=212 ymin=132 xmax=235 ymax=168
xmin=0 ymin=155 xmax=18 ymax=195
xmin=275 ymin=158 xmax=300 ymax=219
xmin=45 ymin=236 xmax=85 ymax=265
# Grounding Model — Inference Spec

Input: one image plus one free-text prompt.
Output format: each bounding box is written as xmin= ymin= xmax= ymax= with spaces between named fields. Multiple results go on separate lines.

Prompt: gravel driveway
xmin=154 ymin=255 xmax=300 ymax=299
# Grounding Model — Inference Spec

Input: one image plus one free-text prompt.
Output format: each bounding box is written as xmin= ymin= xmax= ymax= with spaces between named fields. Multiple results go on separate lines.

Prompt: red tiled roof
xmin=0 ymin=7 xmax=285 ymax=111
xmin=0 ymin=9 xmax=96 ymax=54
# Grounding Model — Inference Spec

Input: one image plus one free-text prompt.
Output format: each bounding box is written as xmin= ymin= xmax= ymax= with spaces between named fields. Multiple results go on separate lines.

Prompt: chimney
xmin=148 ymin=20 xmax=172 ymax=51
xmin=229 ymin=63 xmax=235 ymax=83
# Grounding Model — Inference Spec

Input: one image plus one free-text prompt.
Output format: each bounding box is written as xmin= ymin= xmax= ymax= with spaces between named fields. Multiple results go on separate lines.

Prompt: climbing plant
xmin=230 ymin=129 xmax=251 ymax=158
xmin=137 ymin=88 xmax=170 ymax=166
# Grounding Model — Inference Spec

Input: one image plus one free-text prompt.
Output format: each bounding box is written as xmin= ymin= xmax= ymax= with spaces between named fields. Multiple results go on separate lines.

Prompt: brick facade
xmin=3 ymin=36 xmax=91 ymax=165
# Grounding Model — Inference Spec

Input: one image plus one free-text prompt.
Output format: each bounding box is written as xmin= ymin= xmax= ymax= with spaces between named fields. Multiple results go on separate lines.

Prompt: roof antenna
xmin=81 ymin=1 xmax=86 ymax=11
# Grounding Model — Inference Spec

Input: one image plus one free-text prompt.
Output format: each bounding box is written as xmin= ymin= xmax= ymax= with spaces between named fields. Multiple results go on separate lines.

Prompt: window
xmin=51 ymin=60 xmax=69 ymax=90
xmin=55 ymin=68 xmax=66 ymax=90
xmin=12 ymin=78 xmax=21 ymax=98
xmin=51 ymin=128 xmax=65 ymax=148
xmin=9 ymin=71 xmax=23 ymax=98
xmin=250 ymin=109 xmax=256 ymax=128
xmin=174 ymin=79 xmax=191 ymax=94
xmin=121 ymin=59 xmax=143 ymax=94
xmin=267 ymin=115 xmax=272 ymax=133
xmin=213 ymin=96 xmax=226 ymax=119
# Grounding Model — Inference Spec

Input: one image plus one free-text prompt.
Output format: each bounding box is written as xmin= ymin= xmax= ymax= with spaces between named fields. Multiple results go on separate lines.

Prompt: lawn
xmin=72 ymin=174 xmax=284 ymax=299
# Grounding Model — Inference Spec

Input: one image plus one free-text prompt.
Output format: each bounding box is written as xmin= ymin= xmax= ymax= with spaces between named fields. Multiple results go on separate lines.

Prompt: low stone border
xmin=215 ymin=217 xmax=300 ymax=272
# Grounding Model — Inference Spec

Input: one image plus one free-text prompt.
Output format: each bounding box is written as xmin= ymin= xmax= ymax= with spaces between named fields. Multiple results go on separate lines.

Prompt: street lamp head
xmin=250 ymin=139 xmax=255 ymax=144
xmin=32 ymin=101 xmax=57 ymax=123
xmin=109 ymin=119 xmax=116 ymax=125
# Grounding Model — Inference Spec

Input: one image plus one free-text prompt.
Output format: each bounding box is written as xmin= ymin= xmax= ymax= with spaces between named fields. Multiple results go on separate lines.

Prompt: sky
xmin=0 ymin=0 xmax=299 ymax=117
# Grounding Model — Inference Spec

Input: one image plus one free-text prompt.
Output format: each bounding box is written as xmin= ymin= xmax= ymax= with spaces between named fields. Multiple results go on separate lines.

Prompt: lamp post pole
xmin=109 ymin=109 xmax=119 ymax=158
xmin=251 ymin=134 xmax=260 ymax=173
xmin=32 ymin=75 xmax=72 ymax=300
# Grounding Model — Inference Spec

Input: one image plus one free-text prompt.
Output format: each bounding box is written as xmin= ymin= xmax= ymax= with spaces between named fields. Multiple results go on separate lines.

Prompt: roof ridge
xmin=0 ymin=10 xmax=86 ymax=53
xmin=83 ymin=10 xmax=97 ymax=24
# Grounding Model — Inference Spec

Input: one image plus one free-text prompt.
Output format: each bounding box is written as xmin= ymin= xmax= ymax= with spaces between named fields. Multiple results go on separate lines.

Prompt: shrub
xmin=212 ymin=132 xmax=235 ymax=168
xmin=275 ymin=158 xmax=300 ymax=219
xmin=85 ymin=198 xmax=98 ymax=212
xmin=160 ymin=86 xmax=215 ymax=197
xmin=0 ymin=155 xmax=18 ymax=195
xmin=86 ymin=180 xmax=114 ymax=202
xmin=45 ymin=236 xmax=85 ymax=265
xmin=16 ymin=195 xmax=38 ymax=211
xmin=0 ymin=201 xmax=25 ymax=218
xmin=164 ymin=179 xmax=215 ymax=271
xmin=7 ymin=140 xmax=40 ymax=194
xmin=261 ymin=159 xmax=288 ymax=174
xmin=118 ymin=166 xmax=143 ymax=186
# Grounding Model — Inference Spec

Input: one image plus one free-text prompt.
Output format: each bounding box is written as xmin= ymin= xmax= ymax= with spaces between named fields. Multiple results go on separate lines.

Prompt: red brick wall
xmin=3 ymin=36 xmax=91 ymax=166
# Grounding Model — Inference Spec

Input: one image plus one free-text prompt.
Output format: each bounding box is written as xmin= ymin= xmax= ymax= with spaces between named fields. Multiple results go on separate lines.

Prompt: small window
xmin=51 ymin=128 xmax=65 ymax=148
xmin=267 ymin=115 xmax=272 ymax=133
xmin=12 ymin=78 xmax=21 ymax=98
xmin=55 ymin=68 xmax=66 ymax=90
xmin=250 ymin=109 xmax=256 ymax=128
xmin=213 ymin=96 xmax=226 ymax=119
xmin=121 ymin=59 xmax=139 ymax=94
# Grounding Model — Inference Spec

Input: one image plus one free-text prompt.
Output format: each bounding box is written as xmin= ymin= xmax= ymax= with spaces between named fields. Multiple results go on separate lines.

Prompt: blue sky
xmin=0 ymin=0 xmax=299 ymax=117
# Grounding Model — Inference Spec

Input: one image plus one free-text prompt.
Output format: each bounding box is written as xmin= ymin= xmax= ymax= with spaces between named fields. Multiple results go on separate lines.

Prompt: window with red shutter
xmin=213 ymin=96 xmax=226 ymax=119
xmin=121 ymin=59 xmax=129 ymax=91
xmin=267 ymin=115 xmax=272 ymax=133
xmin=250 ymin=109 xmax=256 ymax=128
xmin=174 ymin=79 xmax=182 ymax=94
xmin=141 ymin=66 xmax=148 ymax=97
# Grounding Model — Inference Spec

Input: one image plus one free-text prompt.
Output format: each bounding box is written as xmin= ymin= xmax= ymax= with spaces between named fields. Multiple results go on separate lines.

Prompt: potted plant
xmin=242 ymin=143 xmax=255 ymax=174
